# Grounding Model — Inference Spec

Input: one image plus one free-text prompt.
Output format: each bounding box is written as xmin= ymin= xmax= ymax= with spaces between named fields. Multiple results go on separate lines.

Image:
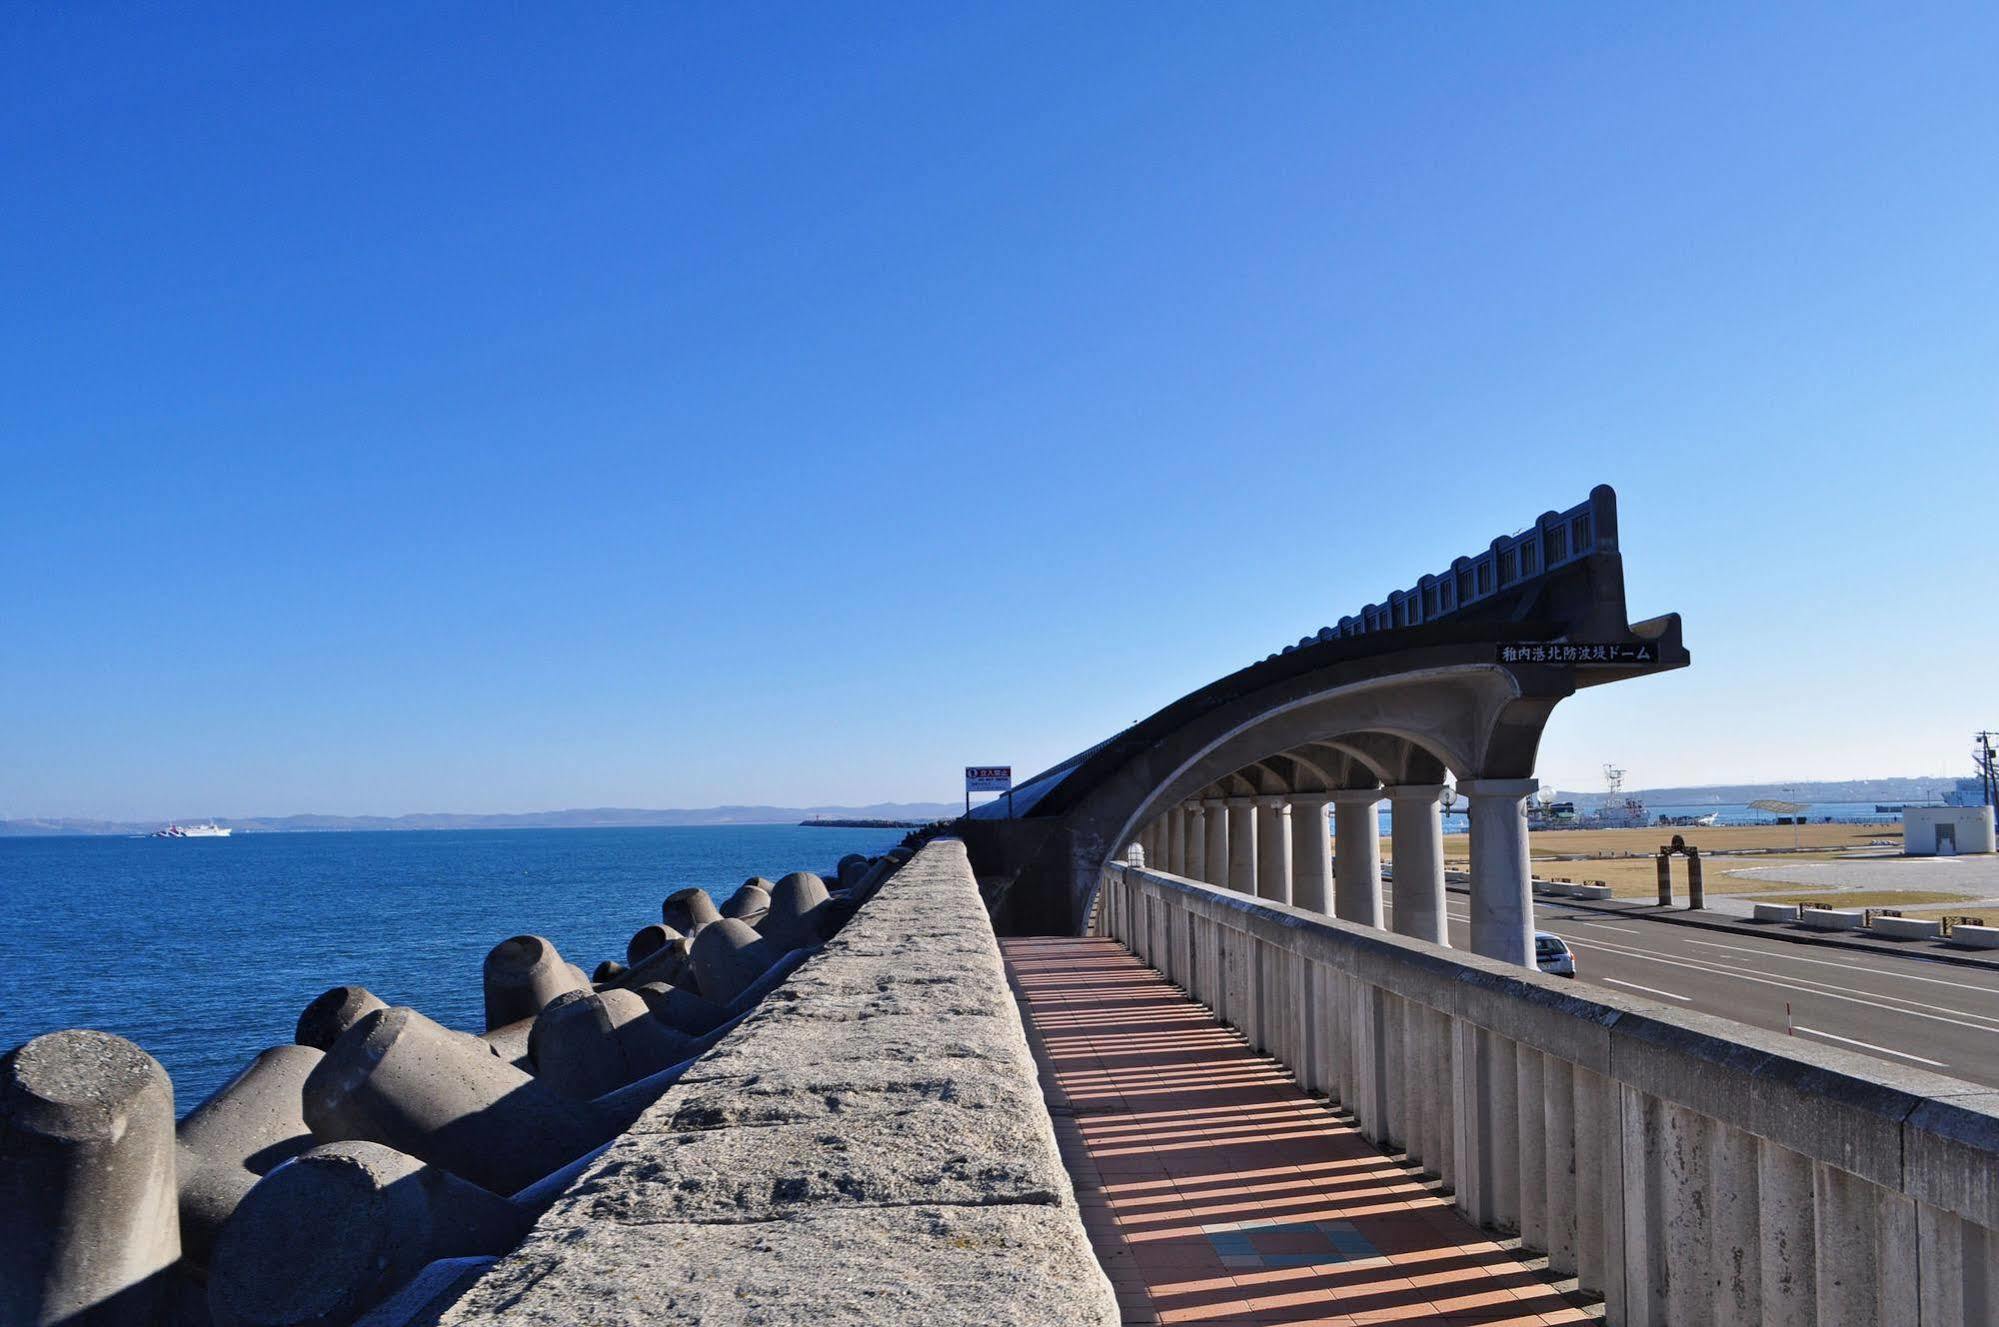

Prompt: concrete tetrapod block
xmin=837 ymin=855 xmax=873 ymax=891
xmin=589 ymin=960 xmax=627 ymax=986
xmin=758 ymin=870 xmax=831 ymax=950
xmin=297 ymin=988 xmax=389 ymax=1052
xmin=0 ymin=1029 xmax=181 ymax=1327
xmin=660 ymin=887 xmax=721 ymax=936
xmin=720 ymin=946 xmax=817 ymax=1018
xmin=176 ymin=1044 xmax=325 ymax=1268
xmin=718 ymin=879 xmax=771 ymax=926
xmin=480 ymin=936 xmax=586 ymax=1033
xmin=851 ymin=855 xmax=897 ymax=900
xmin=614 ymin=933 xmax=691 ymax=991
xmin=687 ymin=917 xmax=777 ymax=1006
xmin=624 ymin=924 xmax=675 ymax=966
xmin=302 ymin=1007 xmax=613 ymax=1196
xmin=208 ymin=1141 xmax=530 ymax=1327
xmin=477 ymin=1018 xmax=535 ymax=1073
xmin=634 ymin=983 xmax=730 ymax=1038
xmin=532 ymin=989 xmax=697 ymax=1101
xmin=523 ymin=988 xmax=593 ymax=1071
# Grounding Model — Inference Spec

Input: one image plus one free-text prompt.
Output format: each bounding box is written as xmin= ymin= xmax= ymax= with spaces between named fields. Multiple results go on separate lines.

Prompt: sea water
xmin=0 ymin=824 xmax=906 ymax=1112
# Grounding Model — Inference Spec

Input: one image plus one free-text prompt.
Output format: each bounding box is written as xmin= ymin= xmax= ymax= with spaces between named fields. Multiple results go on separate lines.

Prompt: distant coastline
xmin=0 ymin=802 xmax=960 ymax=838
xmin=2 ymin=777 xmax=1970 ymax=838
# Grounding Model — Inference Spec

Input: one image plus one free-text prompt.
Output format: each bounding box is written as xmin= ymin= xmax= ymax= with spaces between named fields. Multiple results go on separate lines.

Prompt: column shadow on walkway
xmin=1003 ymin=936 xmax=1597 ymax=1327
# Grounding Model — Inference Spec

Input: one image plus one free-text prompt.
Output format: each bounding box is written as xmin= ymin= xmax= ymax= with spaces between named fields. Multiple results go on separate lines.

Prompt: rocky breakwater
xmin=427 ymin=837 xmax=1118 ymax=1327
xmin=0 ymin=848 xmax=909 ymax=1327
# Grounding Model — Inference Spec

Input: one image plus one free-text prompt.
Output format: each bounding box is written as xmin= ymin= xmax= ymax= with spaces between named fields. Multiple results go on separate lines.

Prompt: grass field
xmin=1404 ymin=822 xmax=1910 ymax=902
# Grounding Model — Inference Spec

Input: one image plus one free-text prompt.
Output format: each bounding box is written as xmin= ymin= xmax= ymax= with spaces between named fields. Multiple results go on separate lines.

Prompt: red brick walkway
xmin=1002 ymin=936 xmax=1594 ymax=1326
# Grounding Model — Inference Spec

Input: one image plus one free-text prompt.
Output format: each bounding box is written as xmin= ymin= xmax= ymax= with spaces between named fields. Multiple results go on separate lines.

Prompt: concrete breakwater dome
xmin=963 ymin=483 xmax=1689 ymax=958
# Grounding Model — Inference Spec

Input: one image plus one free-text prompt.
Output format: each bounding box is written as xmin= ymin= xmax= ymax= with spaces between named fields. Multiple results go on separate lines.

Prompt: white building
xmin=1904 ymin=805 xmax=1997 ymax=856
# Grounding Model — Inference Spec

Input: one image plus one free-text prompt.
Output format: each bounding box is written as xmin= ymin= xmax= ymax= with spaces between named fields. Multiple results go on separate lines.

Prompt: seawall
xmin=427 ymin=838 xmax=1117 ymax=1325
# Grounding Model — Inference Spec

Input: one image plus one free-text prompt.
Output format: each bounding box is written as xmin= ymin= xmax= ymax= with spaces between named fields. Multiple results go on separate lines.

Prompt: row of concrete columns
xmin=1132 ymin=779 xmax=1537 ymax=966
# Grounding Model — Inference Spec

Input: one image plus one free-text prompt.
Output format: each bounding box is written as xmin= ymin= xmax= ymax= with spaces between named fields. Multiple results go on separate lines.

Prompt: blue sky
xmin=5 ymin=4 xmax=1995 ymax=820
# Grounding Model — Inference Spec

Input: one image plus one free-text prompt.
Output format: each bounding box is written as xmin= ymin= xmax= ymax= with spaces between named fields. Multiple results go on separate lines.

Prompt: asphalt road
xmin=1400 ymin=895 xmax=1999 ymax=1088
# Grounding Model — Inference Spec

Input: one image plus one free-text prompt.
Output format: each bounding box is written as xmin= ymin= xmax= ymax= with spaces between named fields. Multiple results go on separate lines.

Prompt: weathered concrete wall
xmin=433 ymin=839 xmax=1116 ymax=1327
xmin=1099 ymin=861 xmax=1999 ymax=1327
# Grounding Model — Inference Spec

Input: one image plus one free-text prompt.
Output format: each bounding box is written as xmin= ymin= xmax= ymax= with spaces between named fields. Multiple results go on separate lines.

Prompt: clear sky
xmin=5 ymin=4 xmax=1996 ymax=820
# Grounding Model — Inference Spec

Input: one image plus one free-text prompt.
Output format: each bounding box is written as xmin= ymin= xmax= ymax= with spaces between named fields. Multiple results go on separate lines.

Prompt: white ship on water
xmin=153 ymin=821 xmax=232 ymax=838
xmin=1583 ymin=765 xmax=1649 ymax=829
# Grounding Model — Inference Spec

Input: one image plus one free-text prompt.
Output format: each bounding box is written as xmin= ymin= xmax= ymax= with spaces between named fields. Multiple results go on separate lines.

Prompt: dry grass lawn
xmin=1401 ymin=822 xmax=1908 ymax=902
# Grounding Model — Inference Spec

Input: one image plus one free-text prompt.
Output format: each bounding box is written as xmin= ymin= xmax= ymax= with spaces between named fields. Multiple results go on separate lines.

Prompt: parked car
xmin=1534 ymin=931 xmax=1576 ymax=977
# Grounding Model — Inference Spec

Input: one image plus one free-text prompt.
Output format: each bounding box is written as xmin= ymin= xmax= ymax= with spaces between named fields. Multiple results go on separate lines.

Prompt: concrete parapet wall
xmin=1096 ymin=862 xmax=1999 ymax=1327
xmin=434 ymin=839 xmax=1116 ymax=1327
xmin=1873 ymin=915 xmax=1944 ymax=939
xmin=1800 ymin=906 xmax=1866 ymax=930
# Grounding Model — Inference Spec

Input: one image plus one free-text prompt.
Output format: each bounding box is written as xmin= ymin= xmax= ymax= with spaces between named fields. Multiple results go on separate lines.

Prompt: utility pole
xmin=1978 ymin=731 xmax=1999 ymax=810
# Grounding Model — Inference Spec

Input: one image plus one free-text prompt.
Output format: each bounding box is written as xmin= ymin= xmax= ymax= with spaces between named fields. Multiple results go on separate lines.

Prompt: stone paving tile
xmin=1004 ymin=937 xmax=1597 ymax=1327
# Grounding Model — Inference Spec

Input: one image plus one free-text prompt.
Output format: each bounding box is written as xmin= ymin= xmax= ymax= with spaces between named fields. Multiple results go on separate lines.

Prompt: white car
xmin=1534 ymin=931 xmax=1576 ymax=978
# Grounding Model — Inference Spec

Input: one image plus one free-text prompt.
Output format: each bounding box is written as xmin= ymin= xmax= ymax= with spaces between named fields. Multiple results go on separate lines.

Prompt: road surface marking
xmin=1792 ymin=1026 xmax=1948 ymax=1068
xmin=1602 ymin=977 xmax=1691 ymax=1001
xmin=1680 ymin=938 xmax=1999 ymax=994
xmin=1572 ymin=936 xmax=1999 ymax=1035
xmin=1565 ymin=921 xmax=1644 ymax=935
xmin=1579 ymin=935 xmax=1999 ymax=1028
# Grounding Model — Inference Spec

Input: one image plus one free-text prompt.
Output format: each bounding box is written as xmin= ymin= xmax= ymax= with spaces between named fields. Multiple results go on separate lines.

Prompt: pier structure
xmin=963 ymin=485 xmax=1689 ymax=967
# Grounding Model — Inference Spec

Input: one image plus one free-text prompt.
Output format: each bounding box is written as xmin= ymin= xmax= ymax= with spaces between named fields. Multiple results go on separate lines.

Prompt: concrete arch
xmin=964 ymin=491 xmax=1688 ymax=942
xmin=1095 ymin=666 xmax=1529 ymax=895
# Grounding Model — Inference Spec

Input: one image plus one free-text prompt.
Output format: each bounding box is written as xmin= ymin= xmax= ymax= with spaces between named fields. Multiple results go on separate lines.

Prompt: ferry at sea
xmin=153 ymin=821 xmax=231 ymax=838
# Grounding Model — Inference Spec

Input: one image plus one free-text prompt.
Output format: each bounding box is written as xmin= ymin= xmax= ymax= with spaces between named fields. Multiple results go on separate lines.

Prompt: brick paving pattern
xmin=1004 ymin=936 xmax=1596 ymax=1326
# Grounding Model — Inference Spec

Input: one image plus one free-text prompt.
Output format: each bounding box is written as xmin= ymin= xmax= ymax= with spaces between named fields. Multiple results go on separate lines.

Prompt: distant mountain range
xmin=4 ymin=776 xmax=1976 ymax=838
xmin=0 ymin=803 xmax=962 ymax=837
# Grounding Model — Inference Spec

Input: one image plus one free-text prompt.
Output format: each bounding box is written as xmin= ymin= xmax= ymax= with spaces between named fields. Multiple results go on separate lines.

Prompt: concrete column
xmin=1184 ymin=803 xmax=1207 ymax=882
xmin=1202 ymin=798 xmax=1228 ymax=887
xmin=1709 ymin=1123 xmax=1761 ymax=1323
xmin=1254 ymin=797 xmax=1291 ymax=904
xmin=1225 ymin=797 xmax=1256 ymax=894
xmin=1387 ymin=783 xmax=1449 ymax=945
xmin=1462 ymin=777 xmax=1538 ymax=966
xmin=1543 ymin=1057 xmax=1578 ymax=1276
xmin=1331 ymin=789 xmax=1384 ymax=927
xmin=1289 ymin=795 xmax=1333 ymax=913
xmin=1166 ymin=807 xmax=1185 ymax=875
xmin=1516 ymin=1048 xmax=1548 ymax=1252
xmin=1757 ymin=1141 xmax=1815 ymax=1327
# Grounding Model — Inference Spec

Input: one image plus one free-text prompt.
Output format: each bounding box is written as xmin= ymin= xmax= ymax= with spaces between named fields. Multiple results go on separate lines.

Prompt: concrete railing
xmin=436 ymin=839 xmax=1116 ymax=1326
xmin=1096 ymin=862 xmax=1999 ymax=1327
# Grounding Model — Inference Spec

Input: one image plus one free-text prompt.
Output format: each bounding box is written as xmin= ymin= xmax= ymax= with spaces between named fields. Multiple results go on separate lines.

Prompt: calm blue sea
xmin=0 ymin=825 xmax=906 ymax=1114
